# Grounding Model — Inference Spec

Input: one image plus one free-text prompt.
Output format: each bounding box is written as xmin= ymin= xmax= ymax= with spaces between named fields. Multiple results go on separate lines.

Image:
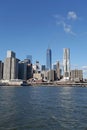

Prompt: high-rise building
xmin=70 ymin=69 xmax=83 ymax=81
xmin=18 ymin=59 xmax=33 ymax=80
xmin=18 ymin=61 xmax=27 ymax=80
xmin=56 ymin=61 xmax=61 ymax=80
xmin=0 ymin=61 xmax=3 ymax=79
xmin=26 ymin=55 xmax=32 ymax=64
xmin=3 ymin=50 xmax=18 ymax=80
xmin=47 ymin=70 xmax=54 ymax=81
xmin=7 ymin=50 xmax=15 ymax=58
xmin=63 ymin=48 xmax=70 ymax=80
xmin=27 ymin=63 xmax=33 ymax=80
xmin=41 ymin=65 xmax=46 ymax=71
xmin=53 ymin=61 xmax=62 ymax=80
xmin=46 ymin=48 xmax=52 ymax=70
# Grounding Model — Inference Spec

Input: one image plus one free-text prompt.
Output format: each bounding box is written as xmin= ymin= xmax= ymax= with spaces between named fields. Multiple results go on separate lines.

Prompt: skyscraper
xmin=3 ymin=50 xmax=18 ymax=80
xmin=18 ymin=60 xmax=27 ymax=80
xmin=63 ymin=48 xmax=70 ymax=80
xmin=56 ymin=61 xmax=61 ymax=80
xmin=26 ymin=55 xmax=32 ymax=64
xmin=18 ymin=59 xmax=33 ymax=80
xmin=46 ymin=48 xmax=52 ymax=70
xmin=0 ymin=61 xmax=3 ymax=79
xmin=7 ymin=50 xmax=15 ymax=58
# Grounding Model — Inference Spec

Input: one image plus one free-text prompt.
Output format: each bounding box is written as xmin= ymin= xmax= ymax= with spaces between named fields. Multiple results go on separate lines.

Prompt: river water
xmin=0 ymin=86 xmax=87 ymax=130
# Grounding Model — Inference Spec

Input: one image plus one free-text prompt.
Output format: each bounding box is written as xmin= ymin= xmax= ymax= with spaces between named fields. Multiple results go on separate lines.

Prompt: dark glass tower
xmin=46 ymin=48 xmax=52 ymax=70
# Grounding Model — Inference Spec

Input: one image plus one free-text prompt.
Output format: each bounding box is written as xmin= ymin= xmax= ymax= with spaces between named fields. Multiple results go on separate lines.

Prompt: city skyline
xmin=0 ymin=0 xmax=87 ymax=77
xmin=1 ymin=49 xmax=83 ymax=82
xmin=0 ymin=47 xmax=86 ymax=78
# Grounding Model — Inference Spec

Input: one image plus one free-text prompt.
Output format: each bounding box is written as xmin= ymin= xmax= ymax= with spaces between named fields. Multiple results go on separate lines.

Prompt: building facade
xmin=56 ymin=61 xmax=61 ymax=80
xmin=18 ymin=61 xmax=27 ymax=80
xmin=47 ymin=70 xmax=54 ymax=81
xmin=71 ymin=69 xmax=83 ymax=81
xmin=27 ymin=63 xmax=33 ymax=80
xmin=0 ymin=61 xmax=3 ymax=80
xmin=7 ymin=50 xmax=15 ymax=58
xmin=3 ymin=50 xmax=18 ymax=80
xmin=26 ymin=55 xmax=32 ymax=64
xmin=18 ymin=59 xmax=33 ymax=80
xmin=33 ymin=73 xmax=42 ymax=81
xmin=41 ymin=65 xmax=46 ymax=71
xmin=63 ymin=48 xmax=70 ymax=80
xmin=46 ymin=48 xmax=52 ymax=70
xmin=33 ymin=61 xmax=41 ymax=73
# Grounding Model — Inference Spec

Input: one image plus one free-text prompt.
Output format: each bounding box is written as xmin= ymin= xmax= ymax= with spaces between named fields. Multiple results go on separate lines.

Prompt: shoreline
xmin=29 ymin=82 xmax=87 ymax=87
xmin=0 ymin=81 xmax=87 ymax=87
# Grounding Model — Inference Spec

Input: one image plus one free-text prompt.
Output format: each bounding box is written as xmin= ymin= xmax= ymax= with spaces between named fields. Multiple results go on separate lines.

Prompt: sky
xmin=0 ymin=0 xmax=87 ymax=77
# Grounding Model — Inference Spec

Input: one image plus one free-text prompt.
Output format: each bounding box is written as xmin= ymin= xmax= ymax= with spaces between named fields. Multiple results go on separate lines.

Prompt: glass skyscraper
xmin=46 ymin=48 xmax=52 ymax=70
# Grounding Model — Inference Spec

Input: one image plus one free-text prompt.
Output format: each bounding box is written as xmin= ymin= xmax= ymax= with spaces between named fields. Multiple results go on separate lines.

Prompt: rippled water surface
xmin=0 ymin=86 xmax=87 ymax=130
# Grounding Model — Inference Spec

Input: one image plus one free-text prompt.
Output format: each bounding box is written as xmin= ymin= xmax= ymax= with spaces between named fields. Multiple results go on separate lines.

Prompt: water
xmin=0 ymin=86 xmax=87 ymax=130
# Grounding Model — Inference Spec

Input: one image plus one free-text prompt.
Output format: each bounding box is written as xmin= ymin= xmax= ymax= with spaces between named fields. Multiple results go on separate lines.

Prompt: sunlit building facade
xmin=63 ymin=48 xmax=70 ymax=80
xmin=3 ymin=50 xmax=18 ymax=80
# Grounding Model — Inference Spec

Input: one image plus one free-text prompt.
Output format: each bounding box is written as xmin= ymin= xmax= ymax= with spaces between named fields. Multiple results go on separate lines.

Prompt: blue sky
xmin=0 ymin=0 xmax=87 ymax=76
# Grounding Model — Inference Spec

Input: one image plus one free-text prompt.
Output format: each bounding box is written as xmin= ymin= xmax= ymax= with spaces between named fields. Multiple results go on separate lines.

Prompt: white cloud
xmin=57 ymin=21 xmax=76 ymax=35
xmin=64 ymin=23 xmax=72 ymax=33
xmin=54 ymin=11 xmax=78 ymax=35
xmin=82 ymin=66 xmax=87 ymax=71
xmin=82 ymin=66 xmax=87 ymax=69
xmin=67 ymin=11 xmax=78 ymax=20
xmin=82 ymin=66 xmax=87 ymax=74
xmin=53 ymin=14 xmax=65 ymax=20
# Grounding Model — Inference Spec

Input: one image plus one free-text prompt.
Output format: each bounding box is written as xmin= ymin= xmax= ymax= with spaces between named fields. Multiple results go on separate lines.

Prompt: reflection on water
xmin=0 ymin=86 xmax=87 ymax=130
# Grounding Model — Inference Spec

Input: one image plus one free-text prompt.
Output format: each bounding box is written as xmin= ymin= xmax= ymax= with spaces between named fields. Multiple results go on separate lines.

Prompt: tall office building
xmin=27 ymin=63 xmax=33 ymax=80
xmin=53 ymin=61 xmax=61 ymax=80
xmin=18 ymin=59 xmax=33 ymax=80
xmin=56 ymin=61 xmax=61 ymax=80
xmin=63 ymin=48 xmax=70 ymax=80
xmin=71 ymin=69 xmax=83 ymax=81
xmin=3 ymin=50 xmax=18 ymax=80
xmin=18 ymin=61 xmax=27 ymax=80
xmin=26 ymin=55 xmax=32 ymax=64
xmin=46 ymin=48 xmax=52 ymax=70
xmin=7 ymin=50 xmax=15 ymax=58
xmin=41 ymin=65 xmax=46 ymax=71
xmin=0 ymin=61 xmax=3 ymax=79
xmin=47 ymin=70 xmax=54 ymax=81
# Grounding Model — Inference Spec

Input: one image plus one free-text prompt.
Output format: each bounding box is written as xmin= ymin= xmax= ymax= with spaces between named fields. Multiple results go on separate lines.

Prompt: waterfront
xmin=0 ymin=86 xmax=87 ymax=130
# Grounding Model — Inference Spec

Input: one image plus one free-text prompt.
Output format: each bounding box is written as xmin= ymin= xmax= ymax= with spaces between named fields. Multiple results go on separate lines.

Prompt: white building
xmin=7 ymin=50 xmax=15 ymax=58
xmin=33 ymin=61 xmax=41 ymax=73
xmin=63 ymin=48 xmax=70 ymax=80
